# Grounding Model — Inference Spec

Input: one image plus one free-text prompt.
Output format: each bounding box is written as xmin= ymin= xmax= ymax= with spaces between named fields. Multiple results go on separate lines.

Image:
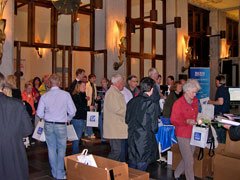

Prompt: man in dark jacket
xmin=0 ymin=72 xmax=33 ymax=180
xmin=70 ymin=68 xmax=85 ymax=94
xmin=223 ymin=124 xmax=240 ymax=141
xmin=126 ymin=77 xmax=159 ymax=171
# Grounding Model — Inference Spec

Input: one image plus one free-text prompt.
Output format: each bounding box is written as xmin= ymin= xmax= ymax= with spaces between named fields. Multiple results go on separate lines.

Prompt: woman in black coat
xmin=71 ymin=81 xmax=94 ymax=154
xmin=126 ymin=77 xmax=159 ymax=171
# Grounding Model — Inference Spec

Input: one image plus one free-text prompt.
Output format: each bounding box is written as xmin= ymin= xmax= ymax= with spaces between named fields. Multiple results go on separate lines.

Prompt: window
xmin=227 ymin=18 xmax=238 ymax=57
xmin=188 ymin=4 xmax=209 ymax=67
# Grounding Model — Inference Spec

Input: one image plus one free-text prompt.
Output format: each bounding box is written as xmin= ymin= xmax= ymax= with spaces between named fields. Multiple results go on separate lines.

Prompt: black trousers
xmin=108 ymin=139 xmax=127 ymax=162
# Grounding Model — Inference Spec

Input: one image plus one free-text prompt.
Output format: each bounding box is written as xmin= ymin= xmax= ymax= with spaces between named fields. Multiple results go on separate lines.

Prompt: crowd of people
xmin=0 ymin=67 xmax=237 ymax=180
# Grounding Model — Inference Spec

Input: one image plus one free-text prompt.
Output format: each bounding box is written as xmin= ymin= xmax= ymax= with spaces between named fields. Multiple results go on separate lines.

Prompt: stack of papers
xmin=215 ymin=116 xmax=240 ymax=126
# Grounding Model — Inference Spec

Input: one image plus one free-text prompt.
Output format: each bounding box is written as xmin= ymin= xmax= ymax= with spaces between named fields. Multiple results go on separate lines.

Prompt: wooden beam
xmin=52 ymin=48 xmax=56 ymax=73
xmin=62 ymin=46 xmax=66 ymax=89
xmin=68 ymin=48 xmax=72 ymax=89
xmin=16 ymin=42 xmax=21 ymax=89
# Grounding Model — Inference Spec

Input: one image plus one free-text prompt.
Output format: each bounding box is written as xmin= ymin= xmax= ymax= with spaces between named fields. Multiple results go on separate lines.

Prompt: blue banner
xmin=189 ymin=67 xmax=210 ymax=111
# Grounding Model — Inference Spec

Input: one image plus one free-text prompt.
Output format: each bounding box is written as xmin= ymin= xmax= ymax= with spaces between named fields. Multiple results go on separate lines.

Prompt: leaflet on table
xmin=215 ymin=116 xmax=240 ymax=126
xmin=223 ymin=114 xmax=240 ymax=120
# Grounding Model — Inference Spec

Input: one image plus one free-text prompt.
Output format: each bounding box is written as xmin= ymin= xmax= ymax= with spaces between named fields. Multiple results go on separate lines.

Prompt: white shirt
xmin=121 ymin=87 xmax=133 ymax=104
xmin=37 ymin=86 xmax=76 ymax=122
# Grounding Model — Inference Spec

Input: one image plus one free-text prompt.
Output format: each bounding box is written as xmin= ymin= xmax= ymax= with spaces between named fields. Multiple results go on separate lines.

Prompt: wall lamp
xmin=143 ymin=9 xmax=158 ymax=22
xmin=35 ymin=47 xmax=42 ymax=58
xmin=206 ymin=26 xmax=225 ymax=39
xmin=166 ymin=17 xmax=181 ymax=28
xmin=94 ymin=0 xmax=103 ymax=10
xmin=182 ymin=35 xmax=192 ymax=73
xmin=131 ymin=16 xmax=181 ymax=34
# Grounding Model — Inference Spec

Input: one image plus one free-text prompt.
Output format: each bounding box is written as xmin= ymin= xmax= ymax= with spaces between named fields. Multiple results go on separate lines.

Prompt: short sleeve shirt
xmin=215 ymin=85 xmax=230 ymax=114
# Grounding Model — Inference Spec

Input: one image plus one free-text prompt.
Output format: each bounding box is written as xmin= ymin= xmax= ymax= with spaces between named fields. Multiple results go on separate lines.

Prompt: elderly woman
xmin=162 ymin=81 xmax=183 ymax=119
xmin=171 ymin=79 xmax=200 ymax=180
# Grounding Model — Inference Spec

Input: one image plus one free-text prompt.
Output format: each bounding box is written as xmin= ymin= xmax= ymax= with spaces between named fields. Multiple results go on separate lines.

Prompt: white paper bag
xmin=190 ymin=125 xmax=209 ymax=148
xmin=77 ymin=149 xmax=98 ymax=167
xmin=201 ymin=104 xmax=214 ymax=120
xmin=32 ymin=120 xmax=46 ymax=142
xmin=86 ymin=111 xmax=99 ymax=127
xmin=67 ymin=124 xmax=78 ymax=141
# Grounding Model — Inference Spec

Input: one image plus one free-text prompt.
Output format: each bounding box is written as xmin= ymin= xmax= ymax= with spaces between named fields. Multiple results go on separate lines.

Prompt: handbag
xmin=77 ymin=149 xmax=98 ymax=167
xmin=32 ymin=120 xmax=46 ymax=142
xmin=86 ymin=111 xmax=99 ymax=127
xmin=190 ymin=125 xmax=209 ymax=148
xmin=67 ymin=124 xmax=78 ymax=141
xmin=194 ymin=125 xmax=218 ymax=160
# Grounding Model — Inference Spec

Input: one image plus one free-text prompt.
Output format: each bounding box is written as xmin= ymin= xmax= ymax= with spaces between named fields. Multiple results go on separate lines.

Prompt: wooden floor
xmin=27 ymin=138 xmax=213 ymax=180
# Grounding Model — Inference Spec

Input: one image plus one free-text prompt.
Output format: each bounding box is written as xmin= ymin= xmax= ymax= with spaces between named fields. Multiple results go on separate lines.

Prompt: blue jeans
xmin=99 ymin=112 xmax=106 ymax=142
xmin=71 ymin=119 xmax=86 ymax=154
xmin=129 ymin=161 xmax=149 ymax=171
xmin=44 ymin=123 xmax=67 ymax=179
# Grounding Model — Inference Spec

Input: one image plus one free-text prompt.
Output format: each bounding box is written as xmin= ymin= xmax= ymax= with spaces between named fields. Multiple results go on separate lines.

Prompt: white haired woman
xmin=171 ymin=79 xmax=201 ymax=180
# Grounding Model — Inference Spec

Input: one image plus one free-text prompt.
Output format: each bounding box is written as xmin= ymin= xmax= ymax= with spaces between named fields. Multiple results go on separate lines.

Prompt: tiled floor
xmin=27 ymin=138 xmax=213 ymax=180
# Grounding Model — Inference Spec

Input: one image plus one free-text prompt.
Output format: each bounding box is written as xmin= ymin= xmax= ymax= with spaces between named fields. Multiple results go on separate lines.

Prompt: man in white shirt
xmin=37 ymin=74 xmax=76 ymax=180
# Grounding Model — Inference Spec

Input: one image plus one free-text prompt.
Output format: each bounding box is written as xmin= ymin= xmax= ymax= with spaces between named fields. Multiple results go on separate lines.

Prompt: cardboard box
xmin=224 ymin=133 xmax=240 ymax=155
xmin=128 ymin=168 xmax=149 ymax=180
xmin=214 ymin=153 xmax=240 ymax=180
xmin=211 ymin=143 xmax=225 ymax=172
xmin=171 ymin=144 xmax=212 ymax=178
xmin=64 ymin=154 xmax=128 ymax=180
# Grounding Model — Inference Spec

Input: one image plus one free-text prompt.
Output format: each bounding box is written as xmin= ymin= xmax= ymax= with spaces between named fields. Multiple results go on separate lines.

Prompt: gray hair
xmin=49 ymin=73 xmax=60 ymax=86
xmin=183 ymin=79 xmax=201 ymax=93
xmin=0 ymin=72 xmax=5 ymax=89
xmin=111 ymin=74 xmax=123 ymax=84
xmin=148 ymin=68 xmax=158 ymax=78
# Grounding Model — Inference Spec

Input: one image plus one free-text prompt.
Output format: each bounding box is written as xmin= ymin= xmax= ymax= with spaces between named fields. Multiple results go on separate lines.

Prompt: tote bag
xmin=86 ymin=111 xmax=99 ymax=127
xmin=67 ymin=124 xmax=78 ymax=141
xmin=32 ymin=120 xmax=46 ymax=142
xmin=77 ymin=149 xmax=98 ymax=167
xmin=190 ymin=125 xmax=209 ymax=148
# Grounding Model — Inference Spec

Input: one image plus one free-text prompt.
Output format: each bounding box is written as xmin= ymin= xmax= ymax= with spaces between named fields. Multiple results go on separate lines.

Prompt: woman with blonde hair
xmin=6 ymin=75 xmax=21 ymax=99
xmin=71 ymin=81 xmax=94 ymax=154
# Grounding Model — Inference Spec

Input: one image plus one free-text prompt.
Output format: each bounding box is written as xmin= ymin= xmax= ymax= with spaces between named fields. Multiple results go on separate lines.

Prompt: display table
xmin=155 ymin=125 xmax=177 ymax=153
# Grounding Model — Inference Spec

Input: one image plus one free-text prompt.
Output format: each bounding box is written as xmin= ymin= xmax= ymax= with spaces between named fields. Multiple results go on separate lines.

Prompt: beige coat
xmin=86 ymin=81 xmax=97 ymax=106
xmin=103 ymin=85 xmax=128 ymax=139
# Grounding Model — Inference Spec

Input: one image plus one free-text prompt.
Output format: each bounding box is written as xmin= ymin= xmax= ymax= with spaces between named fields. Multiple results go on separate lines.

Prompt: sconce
xmin=35 ymin=38 xmax=42 ymax=58
xmin=166 ymin=17 xmax=181 ymax=28
xmin=131 ymin=16 xmax=181 ymax=34
xmin=182 ymin=35 xmax=192 ymax=73
xmin=206 ymin=26 xmax=225 ymax=39
xmin=94 ymin=0 xmax=103 ymax=10
xmin=114 ymin=21 xmax=127 ymax=71
xmin=35 ymin=47 xmax=42 ymax=58
xmin=150 ymin=9 xmax=157 ymax=22
xmin=0 ymin=0 xmax=7 ymax=65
